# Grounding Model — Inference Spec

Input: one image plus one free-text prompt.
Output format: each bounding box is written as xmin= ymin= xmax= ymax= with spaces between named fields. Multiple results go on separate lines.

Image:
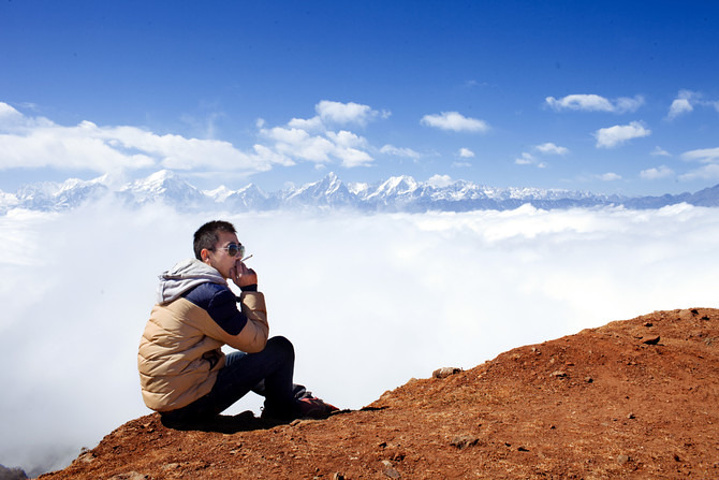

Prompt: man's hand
xmin=230 ymin=260 xmax=258 ymax=289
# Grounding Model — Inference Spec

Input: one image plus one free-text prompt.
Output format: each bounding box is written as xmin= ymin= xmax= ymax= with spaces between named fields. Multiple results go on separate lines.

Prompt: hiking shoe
xmin=295 ymin=396 xmax=339 ymax=419
xmin=260 ymin=406 xmax=295 ymax=424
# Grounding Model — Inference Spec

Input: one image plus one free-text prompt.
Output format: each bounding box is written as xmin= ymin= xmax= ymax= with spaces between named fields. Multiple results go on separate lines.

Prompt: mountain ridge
xmin=3 ymin=170 xmax=719 ymax=214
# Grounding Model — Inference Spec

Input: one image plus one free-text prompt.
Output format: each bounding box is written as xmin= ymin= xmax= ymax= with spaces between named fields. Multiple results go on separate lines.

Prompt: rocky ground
xmin=39 ymin=308 xmax=719 ymax=479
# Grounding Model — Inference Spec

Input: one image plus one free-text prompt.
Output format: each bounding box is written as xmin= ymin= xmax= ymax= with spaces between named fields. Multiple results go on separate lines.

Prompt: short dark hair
xmin=193 ymin=220 xmax=236 ymax=260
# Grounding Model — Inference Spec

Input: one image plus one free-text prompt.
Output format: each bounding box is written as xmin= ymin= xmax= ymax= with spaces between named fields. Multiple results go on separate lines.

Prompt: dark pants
xmin=162 ymin=336 xmax=305 ymax=424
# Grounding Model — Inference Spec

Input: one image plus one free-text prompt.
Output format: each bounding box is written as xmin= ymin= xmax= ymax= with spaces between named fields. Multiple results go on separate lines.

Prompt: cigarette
xmin=241 ymin=254 xmax=253 ymax=262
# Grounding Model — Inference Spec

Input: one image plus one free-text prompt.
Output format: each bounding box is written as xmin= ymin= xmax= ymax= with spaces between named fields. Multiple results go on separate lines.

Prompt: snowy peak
xmin=11 ymin=176 xmax=109 ymax=211
xmin=370 ymin=175 xmax=420 ymax=198
xmin=283 ymin=172 xmax=355 ymax=207
xmin=120 ymin=170 xmax=205 ymax=206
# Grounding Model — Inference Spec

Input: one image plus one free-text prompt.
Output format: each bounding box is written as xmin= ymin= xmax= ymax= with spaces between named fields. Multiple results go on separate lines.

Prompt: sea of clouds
xmin=2 ymin=201 xmax=719 ymax=475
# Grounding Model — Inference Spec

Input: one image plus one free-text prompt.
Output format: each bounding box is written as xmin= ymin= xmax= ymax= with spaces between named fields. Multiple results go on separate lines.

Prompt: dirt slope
xmin=40 ymin=308 xmax=719 ymax=479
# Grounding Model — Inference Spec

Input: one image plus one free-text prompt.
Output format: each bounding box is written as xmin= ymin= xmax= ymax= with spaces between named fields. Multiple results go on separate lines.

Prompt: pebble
xmin=450 ymin=435 xmax=479 ymax=449
xmin=433 ymin=367 xmax=462 ymax=378
xmin=383 ymin=467 xmax=401 ymax=479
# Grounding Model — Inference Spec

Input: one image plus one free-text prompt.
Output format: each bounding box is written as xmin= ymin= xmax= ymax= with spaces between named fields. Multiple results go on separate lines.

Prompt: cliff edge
xmin=40 ymin=308 xmax=719 ymax=479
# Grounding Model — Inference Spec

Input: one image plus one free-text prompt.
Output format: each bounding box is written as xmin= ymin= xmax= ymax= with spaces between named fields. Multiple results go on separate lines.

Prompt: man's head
xmin=193 ymin=220 xmax=244 ymax=279
xmin=193 ymin=220 xmax=237 ymax=259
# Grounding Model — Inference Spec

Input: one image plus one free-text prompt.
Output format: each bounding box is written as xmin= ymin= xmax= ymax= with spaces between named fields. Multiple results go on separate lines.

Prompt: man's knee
xmin=266 ymin=335 xmax=295 ymax=361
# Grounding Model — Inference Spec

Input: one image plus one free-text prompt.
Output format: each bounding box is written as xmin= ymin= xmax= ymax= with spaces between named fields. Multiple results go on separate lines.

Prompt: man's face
xmin=203 ymin=230 xmax=242 ymax=280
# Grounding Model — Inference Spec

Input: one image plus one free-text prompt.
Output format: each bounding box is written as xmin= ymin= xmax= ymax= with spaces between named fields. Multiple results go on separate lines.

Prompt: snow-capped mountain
xmin=117 ymin=170 xmax=206 ymax=208
xmin=3 ymin=170 xmax=719 ymax=215
xmin=11 ymin=176 xmax=110 ymax=211
xmin=279 ymin=172 xmax=358 ymax=209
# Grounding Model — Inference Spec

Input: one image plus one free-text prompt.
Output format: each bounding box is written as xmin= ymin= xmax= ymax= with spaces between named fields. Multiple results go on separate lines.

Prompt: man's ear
xmin=200 ymin=248 xmax=212 ymax=264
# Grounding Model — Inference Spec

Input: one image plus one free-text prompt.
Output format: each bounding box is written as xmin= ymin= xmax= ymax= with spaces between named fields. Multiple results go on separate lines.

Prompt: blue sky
xmin=2 ymin=0 xmax=719 ymax=195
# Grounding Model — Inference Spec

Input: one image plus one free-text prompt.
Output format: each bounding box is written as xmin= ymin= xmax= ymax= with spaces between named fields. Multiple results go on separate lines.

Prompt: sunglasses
xmin=218 ymin=243 xmax=245 ymax=258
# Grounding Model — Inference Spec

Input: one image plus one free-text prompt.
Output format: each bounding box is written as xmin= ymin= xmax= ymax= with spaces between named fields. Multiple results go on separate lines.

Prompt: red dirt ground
xmin=40 ymin=308 xmax=719 ymax=479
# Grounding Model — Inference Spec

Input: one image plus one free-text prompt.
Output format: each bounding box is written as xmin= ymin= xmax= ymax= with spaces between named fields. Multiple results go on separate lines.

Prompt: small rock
xmin=332 ymin=473 xmax=345 ymax=480
xmin=108 ymin=473 xmax=149 ymax=480
xmin=616 ymin=454 xmax=630 ymax=465
xmin=433 ymin=367 xmax=462 ymax=378
xmin=550 ymin=370 xmax=567 ymax=378
xmin=383 ymin=467 xmax=401 ymax=479
xmin=450 ymin=435 xmax=479 ymax=449
xmin=642 ymin=335 xmax=661 ymax=345
xmin=75 ymin=450 xmax=96 ymax=465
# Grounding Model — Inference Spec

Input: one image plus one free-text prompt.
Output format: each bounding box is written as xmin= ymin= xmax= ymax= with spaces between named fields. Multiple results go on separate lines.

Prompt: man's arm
xmin=184 ymin=283 xmax=269 ymax=353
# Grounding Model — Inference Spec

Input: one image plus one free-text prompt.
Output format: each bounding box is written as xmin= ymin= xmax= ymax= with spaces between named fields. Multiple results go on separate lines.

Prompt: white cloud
xmin=315 ymin=100 xmax=384 ymax=126
xmin=251 ymin=143 xmax=296 ymax=167
xmin=0 ymin=102 xmax=24 ymax=123
xmin=613 ymin=96 xmax=646 ymax=114
xmin=0 ymin=100 xmax=388 ymax=176
xmin=679 ymin=164 xmax=719 ymax=181
xmin=515 ymin=142 xmax=568 ymax=169
xmin=420 ymin=111 xmax=490 ymax=133
xmin=427 ymin=174 xmax=454 ymax=187
xmin=0 ymin=121 xmax=155 ymax=172
xmin=594 ymin=121 xmax=651 ymax=148
xmin=261 ymin=126 xmax=374 ymax=168
xmin=545 ymin=94 xmax=644 ymax=113
xmin=666 ymin=90 xmax=696 ymax=120
xmin=380 ymin=144 xmax=421 ymax=159
xmin=4 ymin=202 xmax=719 ymax=475
xmin=451 ymin=161 xmax=472 ymax=168
xmin=678 ymin=143 xmax=719 ymax=181
xmin=458 ymin=148 xmax=475 ymax=158
xmin=651 ymin=146 xmax=671 ymax=157
xmin=340 ymin=151 xmax=373 ymax=168
xmin=287 ymin=115 xmax=325 ymax=132
xmin=261 ymin=126 xmax=334 ymax=163
xmin=0 ymin=102 xmax=278 ymax=175
xmin=515 ymin=151 xmax=547 ymax=168
xmin=640 ymin=165 xmax=674 ymax=180
xmin=534 ymin=142 xmax=569 ymax=155
xmin=599 ymin=172 xmax=622 ymax=181
xmin=681 ymin=147 xmax=719 ymax=163
xmin=666 ymin=90 xmax=719 ymax=119
xmin=515 ymin=152 xmax=536 ymax=165
xmin=259 ymin=100 xmax=388 ymax=168
xmin=326 ymin=130 xmax=369 ymax=149
xmin=667 ymin=98 xmax=693 ymax=120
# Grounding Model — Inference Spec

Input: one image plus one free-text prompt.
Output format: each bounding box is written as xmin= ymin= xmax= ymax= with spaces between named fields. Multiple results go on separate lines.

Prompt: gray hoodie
xmin=156 ymin=258 xmax=227 ymax=305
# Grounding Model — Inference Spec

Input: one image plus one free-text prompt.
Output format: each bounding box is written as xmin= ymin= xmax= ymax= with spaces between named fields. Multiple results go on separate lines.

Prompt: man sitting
xmin=138 ymin=220 xmax=336 ymax=428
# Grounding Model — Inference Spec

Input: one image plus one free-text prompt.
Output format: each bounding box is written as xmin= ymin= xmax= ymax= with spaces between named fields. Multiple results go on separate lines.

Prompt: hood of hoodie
xmin=156 ymin=258 xmax=227 ymax=305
